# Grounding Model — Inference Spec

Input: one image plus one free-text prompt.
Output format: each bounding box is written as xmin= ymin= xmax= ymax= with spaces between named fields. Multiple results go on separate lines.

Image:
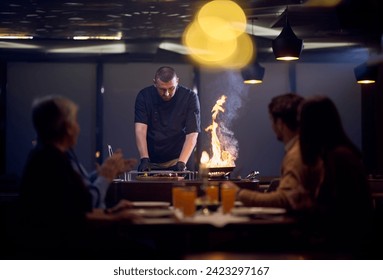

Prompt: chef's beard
xmin=160 ymin=92 xmax=174 ymax=101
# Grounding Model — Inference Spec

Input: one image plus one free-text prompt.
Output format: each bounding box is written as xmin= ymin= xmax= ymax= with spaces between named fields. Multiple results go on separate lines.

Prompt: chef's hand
xmin=171 ymin=161 xmax=186 ymax=171
xmin=137 ymin=157 xmax=151 ymax=172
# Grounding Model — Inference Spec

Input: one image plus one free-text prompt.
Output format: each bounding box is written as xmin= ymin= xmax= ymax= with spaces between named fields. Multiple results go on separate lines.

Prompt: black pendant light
xmin=354 ymin=63 xmax=378 ymax=84
xmin=272 ymin=9 xmax=303 ymax=61
xmin=241 ymin=61 xmax=265 ymax=84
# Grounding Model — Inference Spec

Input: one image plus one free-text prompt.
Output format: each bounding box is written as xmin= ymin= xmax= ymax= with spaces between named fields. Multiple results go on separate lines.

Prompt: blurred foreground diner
xmin=233 ymin=93 xmax=321 ymax=211
xmin=17 ymin=95 xmax=139 ymax=258
xmin=224 ymin=94 xmax=373 ymax=256
xmin=298 ymin=95 xmax=373 ymax=253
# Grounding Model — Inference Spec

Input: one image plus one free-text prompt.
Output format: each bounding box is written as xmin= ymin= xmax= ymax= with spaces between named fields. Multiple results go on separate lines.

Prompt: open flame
xmin=200 ymin=151 xmax=210 ymax=165
xmin=204 ymin=95 xmax=236 ymax=167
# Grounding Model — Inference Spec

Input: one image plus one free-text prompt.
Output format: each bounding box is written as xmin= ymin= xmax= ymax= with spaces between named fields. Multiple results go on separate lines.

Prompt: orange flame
xmin=205 ymin=95 xmax=236 ymax=167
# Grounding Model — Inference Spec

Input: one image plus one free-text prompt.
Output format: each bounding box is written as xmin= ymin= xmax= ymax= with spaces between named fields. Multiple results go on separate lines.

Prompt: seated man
xmin=225 ymin=93 xmax=322 ymax=211
xmin=17 ymin=95 xmax=138 ymax=258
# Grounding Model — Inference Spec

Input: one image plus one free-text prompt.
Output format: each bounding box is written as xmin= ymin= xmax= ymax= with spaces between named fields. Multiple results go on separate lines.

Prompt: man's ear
xmin=65 ymin=122 xmax=75 ymax=137
xmin=274 ymin=118 xmax=282 ymax=129
xmin=276 ymin=118 xmax=288 ymax=135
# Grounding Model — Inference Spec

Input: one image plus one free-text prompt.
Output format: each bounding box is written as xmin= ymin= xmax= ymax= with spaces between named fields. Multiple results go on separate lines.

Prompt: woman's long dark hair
xmin=299 ymin=95 xmax=361 ymax=166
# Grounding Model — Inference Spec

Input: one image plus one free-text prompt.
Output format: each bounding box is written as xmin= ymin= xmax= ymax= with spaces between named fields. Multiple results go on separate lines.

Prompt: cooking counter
xmin=105 ymin=178 xmax=260 ymax=207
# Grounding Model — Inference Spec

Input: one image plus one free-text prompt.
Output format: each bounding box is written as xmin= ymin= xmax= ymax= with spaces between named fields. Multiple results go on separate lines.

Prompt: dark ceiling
xmin=0 ymin=0 xmax=382 ymax=62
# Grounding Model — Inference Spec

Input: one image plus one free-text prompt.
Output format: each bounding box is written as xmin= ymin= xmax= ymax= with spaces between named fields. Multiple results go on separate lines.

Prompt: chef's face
xmin=154 ymin=76 xmax=179 ymax=101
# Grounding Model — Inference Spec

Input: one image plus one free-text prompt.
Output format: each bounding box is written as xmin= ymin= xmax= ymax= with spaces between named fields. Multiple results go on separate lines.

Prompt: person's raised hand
xmin=98 ymin=149 xmax=127 ymax=181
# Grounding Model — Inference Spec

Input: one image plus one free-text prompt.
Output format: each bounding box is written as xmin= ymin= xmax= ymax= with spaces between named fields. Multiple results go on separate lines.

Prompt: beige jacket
xmin=238 ymin=138 xmax=323 ymax=210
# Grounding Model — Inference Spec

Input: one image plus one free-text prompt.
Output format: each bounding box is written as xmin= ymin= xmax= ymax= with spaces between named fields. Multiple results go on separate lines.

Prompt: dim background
xmin=5 ymin=57 xmax=363 ymax=179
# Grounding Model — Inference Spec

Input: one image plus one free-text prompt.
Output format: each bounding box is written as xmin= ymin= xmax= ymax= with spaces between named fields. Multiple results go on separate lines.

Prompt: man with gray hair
xmin=18 ymin=95 xmax=137 ymax=257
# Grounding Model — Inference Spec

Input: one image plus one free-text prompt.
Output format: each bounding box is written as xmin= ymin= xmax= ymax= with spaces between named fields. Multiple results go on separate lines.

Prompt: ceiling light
xmin=354 ymin=63 xmax=378 ymax=84
xmin=272 ymin=9 xmax=303 ymax=61
xmin=241 ymin=61 xmax=265 ymax=84
xmin=47 ymin=43 xmax=126 ymax=53
xmin=0 ymin=35 xmax=33 ymax=39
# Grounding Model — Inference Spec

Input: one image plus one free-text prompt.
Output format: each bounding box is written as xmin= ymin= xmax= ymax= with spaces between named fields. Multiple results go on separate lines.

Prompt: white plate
xmin=131 ymin=201 xmax=170 ymax=208
xmin=130 ymin=209 xmax=173 ymax=218
xmin=234 ymin=201 xmax=244 ymax=207
xmin=231 ymin=207 xmax=286 ymax=216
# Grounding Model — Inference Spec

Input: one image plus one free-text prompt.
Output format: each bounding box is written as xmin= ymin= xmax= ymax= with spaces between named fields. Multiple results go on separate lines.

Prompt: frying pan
xmin=207 ymin=166 xmax=235 ymax=173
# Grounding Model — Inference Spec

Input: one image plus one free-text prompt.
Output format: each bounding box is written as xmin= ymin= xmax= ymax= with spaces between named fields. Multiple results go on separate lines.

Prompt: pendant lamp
xmin=354 ymin=63 xmax=378 ymax=84
xmin=272 ymin=10 xmax=303 ymax=61
xmin=241 ymin=61 xmax=265 ymax=84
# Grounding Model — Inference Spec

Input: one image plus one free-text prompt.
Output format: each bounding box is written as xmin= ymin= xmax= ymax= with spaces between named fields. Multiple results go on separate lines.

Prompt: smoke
xmin=205 ymin=70 xmax=250 ymax=164
xmin=217 ymin=121 xmax=238 ymax=161
xmin=218 ymin=71 xmax=248 ymax=122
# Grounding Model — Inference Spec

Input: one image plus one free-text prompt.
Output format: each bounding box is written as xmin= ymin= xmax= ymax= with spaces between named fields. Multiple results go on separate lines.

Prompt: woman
xmin=299 ymin=95 xmax=373 ymax=254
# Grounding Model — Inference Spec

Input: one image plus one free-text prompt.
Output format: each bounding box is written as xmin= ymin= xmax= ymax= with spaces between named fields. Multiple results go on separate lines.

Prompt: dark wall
xmin=362 ymin=64 xmax=383 ymax=176
xmin=0 ymin=60 xmax=6 ymax=174
xmin=1 ymin=56 xmax=371 ymax=180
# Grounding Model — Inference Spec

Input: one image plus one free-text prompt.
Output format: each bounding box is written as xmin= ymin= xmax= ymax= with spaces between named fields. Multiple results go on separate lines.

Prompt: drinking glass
xmin=220 ymin=184 xmax=236 ymax=214
xmin=181 ymin=186 xmax=197 ymax=217
xmin=172 ymin=186 xmax=184 ymax=210
xmin=205 ymin=185 xmax=219 ymax=203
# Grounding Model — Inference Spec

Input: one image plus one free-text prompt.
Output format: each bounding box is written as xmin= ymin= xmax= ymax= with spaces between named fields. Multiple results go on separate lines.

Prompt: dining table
xmin=98 ymin=172 xmax=364 ymax=260
xmin=118 ymin=204 xmax=297 ymax=253
xmin=100 ymin=173 xmax=303 ymax=259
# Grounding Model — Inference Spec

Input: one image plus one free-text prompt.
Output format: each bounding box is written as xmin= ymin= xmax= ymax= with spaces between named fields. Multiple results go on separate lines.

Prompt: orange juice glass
xmin=205 ymin=185 xmax=219 ymax=203
xmin=220 ymin=184 xmax=237 ymax=214
xmin=181 ymin=186 xmax=197 ymax=217
xmin=172 ymin=186 xmax=184 ymax=210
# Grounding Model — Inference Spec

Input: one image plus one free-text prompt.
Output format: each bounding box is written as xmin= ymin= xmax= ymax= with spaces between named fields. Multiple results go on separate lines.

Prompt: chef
xmin=134 ymin=66 xmax=201 ymax=172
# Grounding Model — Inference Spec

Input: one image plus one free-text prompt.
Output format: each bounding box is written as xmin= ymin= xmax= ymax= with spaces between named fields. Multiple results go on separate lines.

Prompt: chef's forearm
xmin=178 ymin=132 xmax=198 ymax=163
xmin=135 ymin=123 xmax=149 ymax=158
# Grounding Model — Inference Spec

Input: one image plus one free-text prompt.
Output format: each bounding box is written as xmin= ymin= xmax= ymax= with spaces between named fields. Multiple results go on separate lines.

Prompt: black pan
xmin=207 ymin=166 xmax=235 ymax=173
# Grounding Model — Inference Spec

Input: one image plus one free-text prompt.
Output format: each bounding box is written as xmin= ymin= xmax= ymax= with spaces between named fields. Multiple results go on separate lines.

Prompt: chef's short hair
xmin=268 ymin=93 xmax=304 ymax=132
xmin=154 ymin=66 xmax=177 ymax=82
xmin=32 ymin=95 xmax=78 ymax=143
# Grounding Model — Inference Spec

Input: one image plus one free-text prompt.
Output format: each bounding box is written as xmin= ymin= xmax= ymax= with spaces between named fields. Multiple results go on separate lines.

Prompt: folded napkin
xmin=177 ymin=211 xmax=250 ymax=228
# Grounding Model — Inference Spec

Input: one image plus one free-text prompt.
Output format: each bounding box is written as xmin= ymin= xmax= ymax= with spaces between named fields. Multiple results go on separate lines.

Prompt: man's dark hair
xmin=154 ymin=66 xmax=177 ymax=82
xmin=268 ymin=93 xmax=304 ymax=132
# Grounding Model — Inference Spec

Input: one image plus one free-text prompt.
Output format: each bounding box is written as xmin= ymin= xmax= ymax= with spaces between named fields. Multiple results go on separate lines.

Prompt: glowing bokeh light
xmin=197 ymin=0 xmax=246 ymax=38
xmin=197 ymin=16 xmax=237 ymax=41
xmin=182 ymin=0 xmax=252 ymax=69
xmin=217 ymin=32 xmax=254 ymax=69
xmin=183 ymin=20 xmax=237 ymax=64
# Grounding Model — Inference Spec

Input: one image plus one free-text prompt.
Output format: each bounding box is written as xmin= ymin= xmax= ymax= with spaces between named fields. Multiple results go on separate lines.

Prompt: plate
xmin=234 ymin=201 xmax=244 ymax=207
xmin=131 ymin=201 xmax=170 ymax=209
xmin=136 ymin=175 xmax=185 ymax=181
xmin=130 ymin=209 xmax=174 ymax=218
xmin=231 ymin=207 xmax=286 ymax=216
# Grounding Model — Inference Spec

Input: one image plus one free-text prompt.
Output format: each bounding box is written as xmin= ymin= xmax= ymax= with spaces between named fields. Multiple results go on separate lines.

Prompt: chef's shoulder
xmin=137 ymin=85 xmax=156 ymax=97
xmin=177 ymin=85 xmax=199 ymax=100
